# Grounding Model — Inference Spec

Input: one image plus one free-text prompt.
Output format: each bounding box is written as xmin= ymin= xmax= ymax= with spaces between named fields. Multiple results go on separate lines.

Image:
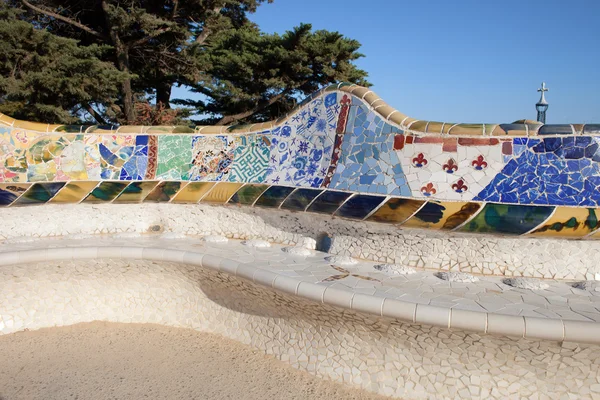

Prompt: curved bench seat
xmin=1 ymin=235 xmax=600 ymax=345
xmin=2 ymin=236 xmax=600 ymax=399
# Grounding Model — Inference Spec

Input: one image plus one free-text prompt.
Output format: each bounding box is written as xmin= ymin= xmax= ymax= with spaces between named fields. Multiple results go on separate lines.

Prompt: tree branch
xmin=83 ymin=103 xmax=107 ymax=124
xmin=216 ymin=89 xmax=292 ymax=126
xmin=21 ymin=0 xmax=106 ymax=40
xmin=127 ymin=27 xmax=172 ymax=49
xmin=171 ymin=0 xmax=179 ymax=19
xmin=194 ymin=5 xmax=222 ymax=45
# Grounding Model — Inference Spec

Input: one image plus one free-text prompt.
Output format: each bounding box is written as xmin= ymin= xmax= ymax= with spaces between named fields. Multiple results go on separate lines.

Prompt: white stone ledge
xmin=2 ymin=203 xmax=600 ymax=281
xmin=0 ymin=246 xmax=598 ymax=345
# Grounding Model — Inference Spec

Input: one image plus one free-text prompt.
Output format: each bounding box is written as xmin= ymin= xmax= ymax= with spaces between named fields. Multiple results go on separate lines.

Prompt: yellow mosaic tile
xmin=424 ymin=122 xmax=445 ymax=134
xmin=113 ymin=181 xmax=159 ymax=203
xmin=531 ymin=207 xmax=600 ymax=238
xmin=401 ymin=201 xmax=482 ymax=230
xmin=171 ymin=182 xmax=216 ymax=203
xmin=12 ymin=121 xmax=52 ymax=132
xmin=82 ymin=182 xmax=129 ymax=203
xmin=115 ymin=126 xmax=144 ymax=134
xmin=447 ymin=124 xmax=484 ymax=136
xmin=363 ymin=91 xmax=379 ymax=106
xmin=408 ymin=120 xmax=428 ymax=132
xmin=0 ymin=113 xmax=16 ymax=126
xmin=144 ymin=181 xmax=184 ymax=202
xmin=49 ymin=181 xmax=99 ymax=203
xmin=200 ymin=182 xmax=243 ymax=204
xmin=349 ymin=86 xmax=370 ymax=99
xmin=366 ymin=198 xmax=425 ymax=224
xmin=491 ymin=125 xmax=527 ymax=136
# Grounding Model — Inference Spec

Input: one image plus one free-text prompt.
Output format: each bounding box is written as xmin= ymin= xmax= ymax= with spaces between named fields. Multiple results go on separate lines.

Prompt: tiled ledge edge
xmin=1 ymin=246 xmax=599 ymax=345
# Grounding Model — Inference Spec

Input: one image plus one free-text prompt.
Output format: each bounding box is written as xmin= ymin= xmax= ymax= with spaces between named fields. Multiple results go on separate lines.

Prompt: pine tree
xmin=0 ymin=6 xmax=128 ymax=124
xmin=5 ymin=0 xmax=369 ymax=125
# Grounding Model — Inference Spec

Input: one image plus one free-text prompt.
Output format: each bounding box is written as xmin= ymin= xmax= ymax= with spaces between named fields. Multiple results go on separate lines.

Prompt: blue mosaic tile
xmin=0 ymin=190 xmax=18 ymax=205
xmin=307 ymin=190 xmax=352 ymax=214
xmin=265 ymin=95 xmax=340 ymax=188
xmin=119 ymin=144 xmax=148 ymax=180
xmin=254 ymin=185 xmax=295 ymax=208
xmin=280 ymin=188 xmax=323 ymax=211
xmin=329 ymin=104 xmax=409 ymax=196
xmin=476 ymin=137 xmax=600 ymax=206
xmin=334 ymin=195 xmax=386 ymax=219
xmin=538 ymin=125 xmax=574 ymax=135
xmin=13 ymin=182 xmax=65 ymax=205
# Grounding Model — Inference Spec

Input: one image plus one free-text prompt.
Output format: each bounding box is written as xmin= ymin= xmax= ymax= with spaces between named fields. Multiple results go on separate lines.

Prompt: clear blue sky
xmin=177 ymin=0 xmax=600 ymax=124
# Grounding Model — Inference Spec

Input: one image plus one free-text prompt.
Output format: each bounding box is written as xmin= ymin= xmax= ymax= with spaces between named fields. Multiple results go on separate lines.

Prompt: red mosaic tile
xmin=457 ymin=138 xmax=500 ymax=146
xmin=442 ymin=138 xmax=457 ymax=152
xmin=414 ymin=136 xmax=443 ymax=144
xmin=393 ymin=134 xmax=405 ymax=150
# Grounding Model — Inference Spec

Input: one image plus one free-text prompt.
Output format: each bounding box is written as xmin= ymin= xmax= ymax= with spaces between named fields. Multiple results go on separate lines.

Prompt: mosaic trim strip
xmin=2 ymin=83 xmax=597 ymax=137
xmin=3 ymin=178 xmax=599 ymax=238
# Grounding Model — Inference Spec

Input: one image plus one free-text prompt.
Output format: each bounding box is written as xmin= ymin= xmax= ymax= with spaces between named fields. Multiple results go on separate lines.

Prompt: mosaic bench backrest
xmin=1 ymin=83 xmax=600 ymax=239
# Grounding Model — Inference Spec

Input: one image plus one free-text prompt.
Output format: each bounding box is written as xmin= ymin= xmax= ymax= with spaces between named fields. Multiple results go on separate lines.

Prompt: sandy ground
xmin=0 ymin=322 xmax=389 ymax=400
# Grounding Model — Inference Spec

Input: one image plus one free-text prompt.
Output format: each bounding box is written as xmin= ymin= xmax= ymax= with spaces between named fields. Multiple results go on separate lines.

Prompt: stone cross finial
xmin=537 ymin=82 xmax=549 ymax=105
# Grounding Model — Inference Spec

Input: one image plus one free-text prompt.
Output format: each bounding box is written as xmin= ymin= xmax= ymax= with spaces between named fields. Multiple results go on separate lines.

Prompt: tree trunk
xmin=112 ymin=41 xmax=135 ymax=124
xmin=119 ymin=68 xmax=136 ymax=124
xmin=156 ymin=81 xmax=172 ymax=109
xmin=101 ymin=0 xmax=135 ymax=124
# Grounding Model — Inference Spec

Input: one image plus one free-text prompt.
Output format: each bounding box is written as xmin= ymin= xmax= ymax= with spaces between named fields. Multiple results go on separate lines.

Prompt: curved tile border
xmin=1 ymin=245 xmax=599 ymax=344
xmin=5 ymin=179 xmax=600 ymax=239
xmin=0 ymin=83 xmax=595 ymax=137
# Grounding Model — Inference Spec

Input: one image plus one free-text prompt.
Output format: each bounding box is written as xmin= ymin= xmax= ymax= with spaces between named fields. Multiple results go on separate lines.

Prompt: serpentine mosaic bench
xmin=2 ymin=83 xmax=600 ymax=237
xmin=3 ymin=83 xmax=600 ymax=279
xmin=2 ymin=83 xmax=600 ymax=399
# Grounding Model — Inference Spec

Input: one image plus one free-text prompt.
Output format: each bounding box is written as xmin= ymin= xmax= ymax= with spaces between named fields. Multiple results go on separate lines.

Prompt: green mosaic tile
xmin=13 ymin=182 xmax=66 ymax=205
xmin=229 ymin=184 xmax=270 ymax=205
xmin=113 ymin=181 xmax=159 ymax=203
xmin=144 ymin=181 xmax=183 ymax=202
xmin=156 ymin=135 xmax=193 ymax=180
xmin=459 ymin=203 xmax=555 ymax=235
xmin=172 ymin=126 xmax=195 ymax=133
xmin=83 ymin=182 xmax=129 ymax=203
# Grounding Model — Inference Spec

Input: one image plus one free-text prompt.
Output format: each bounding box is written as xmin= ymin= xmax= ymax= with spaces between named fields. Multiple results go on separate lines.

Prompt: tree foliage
xmin=0 ymin=6 xmax=128 ymax=123
xmin=3 ymin=0 xmax=369 ymax=125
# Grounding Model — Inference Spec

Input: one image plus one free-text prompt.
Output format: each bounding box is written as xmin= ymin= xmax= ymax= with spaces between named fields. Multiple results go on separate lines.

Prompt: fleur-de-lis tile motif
xmin=420 ymin=182 xmax=436 ymax=196
xmin=472 ymin=155 xmax=488 ymax=170
xmin=412 ymin=153 xmax=428 ymax=168
xmin=452 ymin=179 xmax=468 ymax=193
xmin=443 ymin=158 xmax=458 ymax=173
xmin=320 ymin=265 xmax=381 ymax=283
